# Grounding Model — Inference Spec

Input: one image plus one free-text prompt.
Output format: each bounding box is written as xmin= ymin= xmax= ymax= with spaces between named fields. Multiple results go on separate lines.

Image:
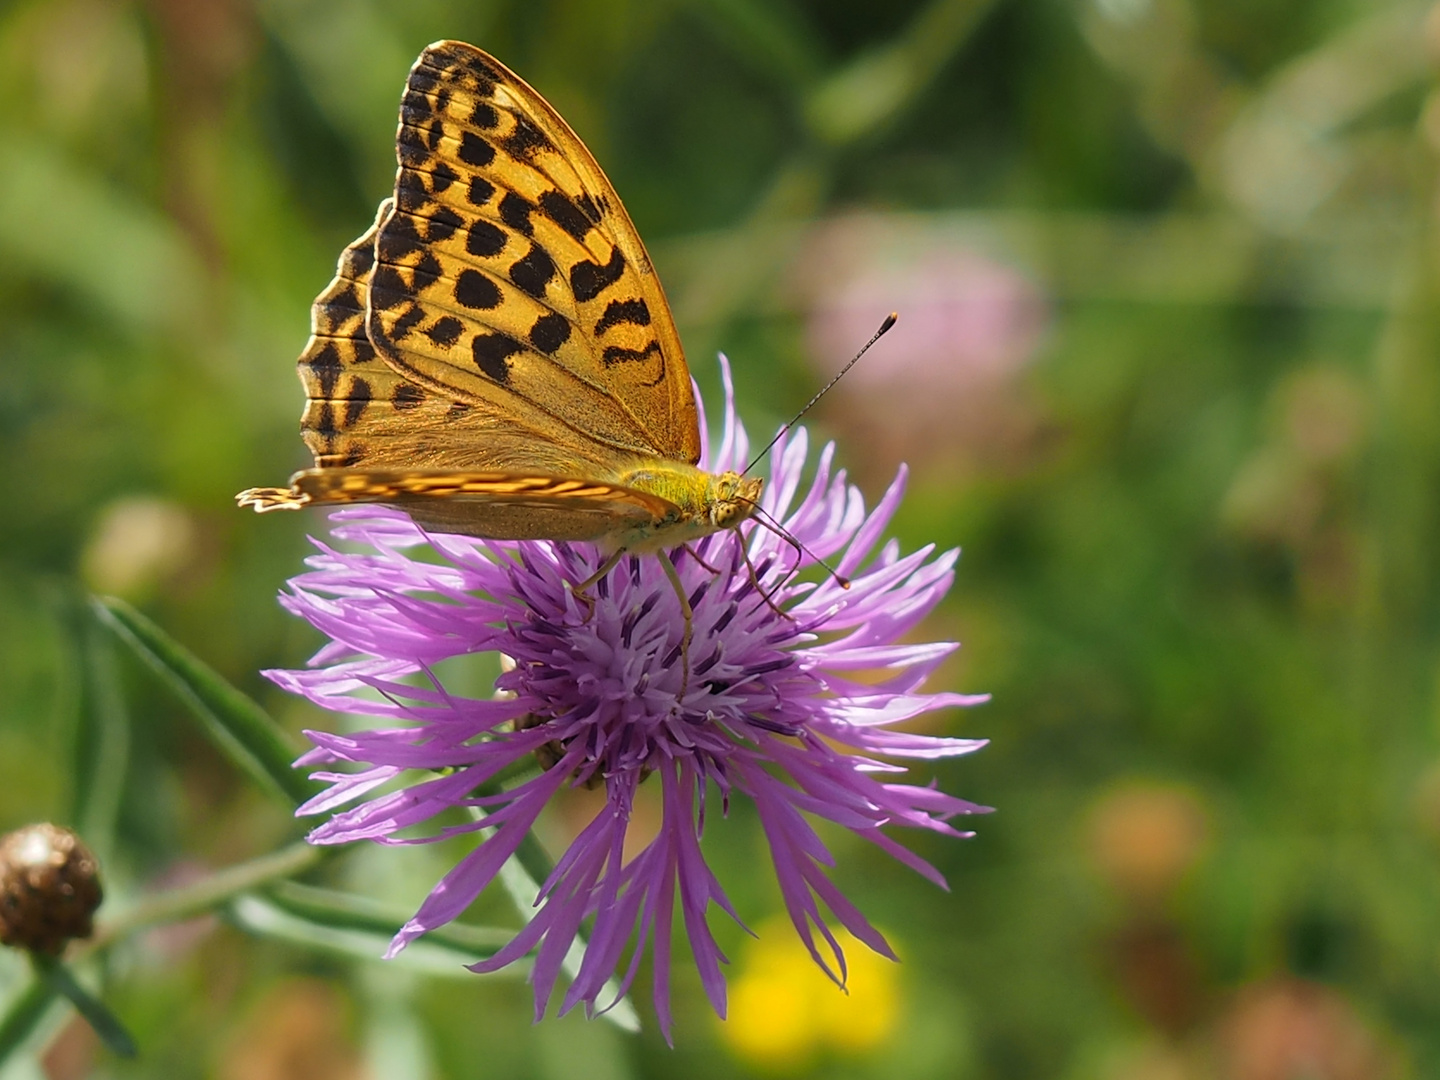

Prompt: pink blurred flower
xmin=794 ymin=214 xmax=1049 ymax=474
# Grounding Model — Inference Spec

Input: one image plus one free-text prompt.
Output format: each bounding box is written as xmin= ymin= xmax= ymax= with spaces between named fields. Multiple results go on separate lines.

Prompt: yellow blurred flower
xmin=720 ymin=917 xmax=902 ymax=1071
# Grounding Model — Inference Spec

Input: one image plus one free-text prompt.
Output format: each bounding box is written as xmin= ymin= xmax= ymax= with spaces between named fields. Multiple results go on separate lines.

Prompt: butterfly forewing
xmin=367 ymin=41 xmax=699 ymax=464
xmin=290 ymin=200 xmax=654 ymax=482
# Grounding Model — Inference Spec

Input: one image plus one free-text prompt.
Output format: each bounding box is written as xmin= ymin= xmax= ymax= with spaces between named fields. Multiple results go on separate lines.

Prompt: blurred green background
xmin=4 ymin=0 xmax=1440 ymax=1076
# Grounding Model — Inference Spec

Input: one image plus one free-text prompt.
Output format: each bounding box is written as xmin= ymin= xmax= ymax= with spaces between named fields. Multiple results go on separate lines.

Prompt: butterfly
xmin=237 ymin=40 xmax=764 ymax=685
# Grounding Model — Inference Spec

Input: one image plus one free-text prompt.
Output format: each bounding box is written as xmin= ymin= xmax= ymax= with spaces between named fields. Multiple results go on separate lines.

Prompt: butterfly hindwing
xmin=366 ymin=41 xmax=700 ymax=465
xmin=298 ymin=199 xmax=444 ymax=470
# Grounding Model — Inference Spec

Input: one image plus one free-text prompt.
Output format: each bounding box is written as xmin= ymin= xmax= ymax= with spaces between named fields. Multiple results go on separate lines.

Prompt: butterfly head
xmin=710 ymin=472 xmax=764 ymax=531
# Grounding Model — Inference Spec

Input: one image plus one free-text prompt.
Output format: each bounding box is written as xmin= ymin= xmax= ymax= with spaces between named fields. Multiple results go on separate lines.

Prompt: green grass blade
xmin=31 ymin=955 xmax=137 ymax=1059
xmin=91 ymin=596 xmax=313 ymax=807
xmin=69 ymin=613 xmax=130 ymax=858
xmin=229 ymin=890 xmax=520 ymax=976
xmin=0 ymin=977 xmax=57 ymax=1067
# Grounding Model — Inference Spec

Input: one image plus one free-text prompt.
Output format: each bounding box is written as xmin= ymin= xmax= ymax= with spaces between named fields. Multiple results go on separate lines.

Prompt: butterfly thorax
xmin=608 ymin=464 xmax=763 ymax=554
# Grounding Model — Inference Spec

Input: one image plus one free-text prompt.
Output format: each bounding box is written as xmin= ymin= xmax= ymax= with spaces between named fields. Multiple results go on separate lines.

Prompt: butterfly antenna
xmin=741 ymin=499 xmax=851 ymax=590
xmin=742 ymin=312 xmax=897 ymax=476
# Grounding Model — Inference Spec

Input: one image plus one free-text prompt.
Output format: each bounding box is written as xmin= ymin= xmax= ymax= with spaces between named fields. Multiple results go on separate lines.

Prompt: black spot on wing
xmin=472 ymin=333 xmax=524 ymax=383
xmin=423 ymin=45 xmax=503 ymax=87
xmin=466 ymin=219 xmax=506 ymax=258
xmin=341 ymin=444 xmax=366 ymax=467
xmin=503 ymin=114 xmax=552 ymax=160
xmin=576 ymin=193 xmax=602 ymax=221
xmin=392 ymin=383 xmax=425 ymax=410
xmin=529 ymin=312 xmax=571 ymax=354
xmin=378 ymin=213 xmax=422 ymax=261
xmin=397 ymin=125 xmax=434 ymax=168
xmin=390 ymin=304 xmax=426 ymax=340
xmin=459 ymin=131 xmax=495 ymax=167
xmin=431 ymin=161 xmax=459 ymax=192
xmin=454 ymin=269 xmax=503 ymax=310
xmin=370 ymin=266 xmax=414 ymax=310
xmin=312 ymin=402 xmax=338 ymax=438
xmin=602 ymin=341 xmax=662 ymax=367
xmin=306 ymin=342 xmax=343 ymax=397
xmin=395 ymin=170 xmax=429 ymax=213
xmin=426 ymin=316 xmax=465 ymax=347
xmin=509 ymin=244 xmax=556 ymax=299
xmin=570 ymin=247 xmax=626 ymax=303
xmin=408 ymin=66 xmax=438 ymax=96
xmin=446 ymin=400 xmax=471 ymax=420
xmin=539 ymin=189 xmax=595 ymax=242
xmin=467 ymin=176 xmax=495 ymax=207
xmin=594 ymin=297 xmax=651 ymax=336
xmin=423 ymin=206 xmax=463 ymax=242
xmin=340 ymin=234 xmax=374 ymax=276
xmin=344 ymin=378 xmax=372 ymax=426
xmin=411 ymin=252 xmax=443 ymax=289
xmin=499 ymin=191 xmax=534 ymax=237
xmin=320 ymin=284 xmax=363 ymax=323
xmin=471 ymin=101 xmax=499 ymax=128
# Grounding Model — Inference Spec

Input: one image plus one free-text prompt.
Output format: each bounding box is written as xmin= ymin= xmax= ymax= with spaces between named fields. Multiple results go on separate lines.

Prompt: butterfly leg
xmin=570 ymin=548 xmax=627 ymax=622
xmin=739 ymin=539 xmax=793 ymax=622
xmin=657 ymin=549 xmax=693 ymax=700
xmin=682 ymin=543 xmax=722 ymax=576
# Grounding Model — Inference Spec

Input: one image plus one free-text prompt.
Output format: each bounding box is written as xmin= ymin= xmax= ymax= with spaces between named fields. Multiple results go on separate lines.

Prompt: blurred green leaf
xmin=0 ymin=130 xmax=203 ymax=335
xmin=682 ymin=0 xmax=825 ymax=90
xmin=0 ymin=977 xmax=57 ymax=1068
xmin=67 ymin=612 xmax=129 ymax=861
xmin=30 ymin=955 xmax=136 ymax=1060
xmin=262 ymin=880 xmax=512 ymax=955
xmin=229 ymin=892 xmax=519 ymax=976
xmin=90 ymin=597 xmax=313 ymax=808
xmin=805 ymin=0 xmax=997 ymax=145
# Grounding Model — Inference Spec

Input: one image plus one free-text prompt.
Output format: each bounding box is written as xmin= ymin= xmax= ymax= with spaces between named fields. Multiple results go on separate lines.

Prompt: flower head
xmin=270 ymin=361 xmax=989 ymax=1038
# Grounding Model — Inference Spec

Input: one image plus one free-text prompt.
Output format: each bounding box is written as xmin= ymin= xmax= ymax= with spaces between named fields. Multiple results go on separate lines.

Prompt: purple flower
xmin=269 ymin=361 xmax=990 ymax=1038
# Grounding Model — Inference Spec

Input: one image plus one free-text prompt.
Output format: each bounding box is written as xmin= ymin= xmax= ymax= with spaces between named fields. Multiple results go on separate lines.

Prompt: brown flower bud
xmin=0 ymin=824 xmax=103 ymax=954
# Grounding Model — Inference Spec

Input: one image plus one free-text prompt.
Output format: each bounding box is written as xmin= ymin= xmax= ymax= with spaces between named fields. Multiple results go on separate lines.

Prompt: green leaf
xmin=30 ymin=955 xmax=137 ymax=1059
xmin=263 ymin=881 xmax=512 ymax=956
xmin=0 ymin=127 xmax=204 ymax=335
xmin=805 ymin=0 xmax=998 ymax=145
xmin=685 ymin=0 xmax=825 ymax=89
xmin=91 ymin=597 xmax=314 ymax=807
xmin=0 ymin=976 xmax=58 ymax=1066
xmin=229 ymin=889 xmax=520 ymax=977
xmin=69 ymin=612 xmax=129 ymax=859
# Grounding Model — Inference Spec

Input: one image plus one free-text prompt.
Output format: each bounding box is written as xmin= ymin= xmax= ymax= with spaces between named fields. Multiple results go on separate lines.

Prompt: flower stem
xmin=29 ymin=954 xmax=137 ymax=1059
xmin=80 ymin=841 xmax=329 ymax=956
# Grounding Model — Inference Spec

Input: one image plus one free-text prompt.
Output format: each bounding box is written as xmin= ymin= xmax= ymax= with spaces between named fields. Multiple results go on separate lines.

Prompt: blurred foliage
xmin=2 ymin=0 xmax=1440 ymax=1077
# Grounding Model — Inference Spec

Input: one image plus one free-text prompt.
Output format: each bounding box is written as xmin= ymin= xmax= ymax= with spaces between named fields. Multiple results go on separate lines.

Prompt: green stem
xmin=80 ymin=841 xmax=329 ymax=957
xmin=30 ymin=954 xmax=137 ymax=1059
